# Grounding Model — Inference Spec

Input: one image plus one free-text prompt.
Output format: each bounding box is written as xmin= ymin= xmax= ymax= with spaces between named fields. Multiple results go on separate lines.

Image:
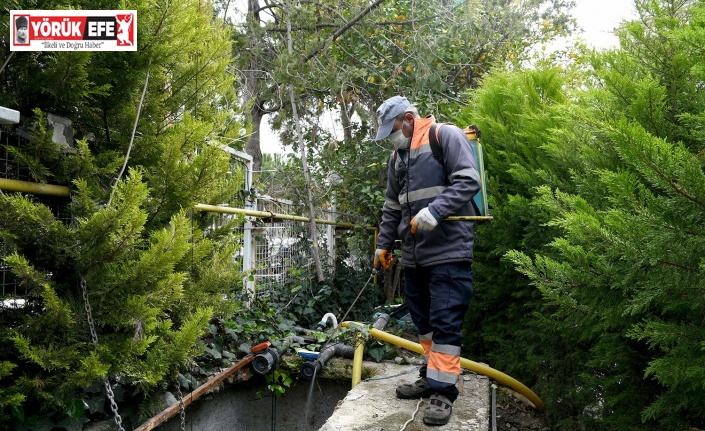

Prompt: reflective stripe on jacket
xmin=377 ymin=115 xmax=482 ymax=267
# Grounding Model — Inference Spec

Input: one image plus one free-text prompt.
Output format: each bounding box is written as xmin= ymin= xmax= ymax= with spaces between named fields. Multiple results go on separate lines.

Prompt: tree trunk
xmin=247 ymin=105 xmax=263 ymax=174
xmin=337 ymin=90 xmax=353 ymax=143
xmin=286 ymin=0 xmax=325 ymax=282
xmin=244 ymin=0 xmax=264 ymax=174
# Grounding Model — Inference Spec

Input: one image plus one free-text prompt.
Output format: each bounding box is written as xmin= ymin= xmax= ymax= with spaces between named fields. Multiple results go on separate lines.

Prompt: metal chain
xmin=176 ymin=379 xmax=186 ymax=431
xmin=103 ymin=377 xmax=125 ymax=431
xmin=82 ymin=278 xmax=99 ymax=346
xmin=81 ymin=278 xmax=126 ymax=431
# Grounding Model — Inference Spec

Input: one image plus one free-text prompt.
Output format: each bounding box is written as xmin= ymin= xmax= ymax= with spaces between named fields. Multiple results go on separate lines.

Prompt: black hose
xmin=300 ymin=342 xmax=355 ymax=380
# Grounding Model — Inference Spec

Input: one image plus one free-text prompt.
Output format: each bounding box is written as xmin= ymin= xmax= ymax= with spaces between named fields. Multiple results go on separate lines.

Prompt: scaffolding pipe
xmin=341 ymin=321 xmax=544 ymax=410
xmin=0 ymin=178 xmax=70 ymax=197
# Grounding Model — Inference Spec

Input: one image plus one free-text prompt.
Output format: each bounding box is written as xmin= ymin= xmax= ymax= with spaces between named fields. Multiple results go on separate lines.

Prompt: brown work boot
xmin=395 ymin=377 xmax=430 ymax=399
xmin=423 ymin=393 xmax=453 ymax=425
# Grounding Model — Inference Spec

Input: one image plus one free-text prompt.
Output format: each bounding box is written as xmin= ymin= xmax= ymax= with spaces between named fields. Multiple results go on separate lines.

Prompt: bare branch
xmin=303 ymin=0 xmax=385 ymax=62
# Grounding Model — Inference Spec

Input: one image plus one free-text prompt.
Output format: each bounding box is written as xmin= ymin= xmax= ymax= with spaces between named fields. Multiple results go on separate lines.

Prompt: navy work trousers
xmin=404 ymin=261 xmax=473 ymax=402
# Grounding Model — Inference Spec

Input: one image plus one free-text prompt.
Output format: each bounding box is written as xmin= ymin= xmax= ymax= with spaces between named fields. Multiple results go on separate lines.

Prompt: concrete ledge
xmin=319 ymin=361 xmax=490 ymax=431
xmin=0 ymin=106 xmax=20 ymax=124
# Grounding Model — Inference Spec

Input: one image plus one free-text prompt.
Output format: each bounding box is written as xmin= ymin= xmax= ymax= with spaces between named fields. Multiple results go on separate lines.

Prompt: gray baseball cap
xmin=374 ymin=96 xmax=411 ymax=141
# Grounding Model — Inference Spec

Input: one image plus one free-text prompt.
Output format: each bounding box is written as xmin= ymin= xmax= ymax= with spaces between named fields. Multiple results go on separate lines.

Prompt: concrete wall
xmin=158 ymin=375 xmax=348 ymax=431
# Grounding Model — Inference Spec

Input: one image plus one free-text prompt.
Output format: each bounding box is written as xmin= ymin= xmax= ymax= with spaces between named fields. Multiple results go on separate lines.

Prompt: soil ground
xmin=495 ymin=388 xmax=551 ymax=431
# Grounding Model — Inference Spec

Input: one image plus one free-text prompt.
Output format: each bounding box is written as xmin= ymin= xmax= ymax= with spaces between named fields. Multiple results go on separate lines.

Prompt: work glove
xmin=374 ymin=248 xmax=393 ymax=270
xmin=410 ymin=207 xmax=439 ymax=234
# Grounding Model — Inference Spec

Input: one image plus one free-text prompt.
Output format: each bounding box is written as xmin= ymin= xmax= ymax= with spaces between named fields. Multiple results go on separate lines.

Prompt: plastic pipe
xmin=341 ymin=321 xmax=544 ymax=410
xmin=320 ymin=342 xmax=355 ymax=361
xmin=300 ymin=342 xmax=355 ymax=380
xmin=252 ymin=335 xmax=311 ymax=375
xmin=276 ymin=335 xmax=308 ymax=353
xmin=317 ymin=312 xmax=338 ymax=331
xmin=351 ymin=332 xmax=364 ymax=388
xmin=252 ymin=348 xmax=279 ymax=375
xmin=300 ymin=358 xmax=322 ymax=380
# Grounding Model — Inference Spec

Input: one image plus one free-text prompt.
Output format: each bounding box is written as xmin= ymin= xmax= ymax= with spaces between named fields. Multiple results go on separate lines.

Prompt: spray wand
xmin=301 ymin=267 xmax=380 ymax=374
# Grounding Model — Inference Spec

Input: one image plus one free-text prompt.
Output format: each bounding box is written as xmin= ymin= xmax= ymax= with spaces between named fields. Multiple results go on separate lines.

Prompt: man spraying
xmin=373 ymin=95 xmax=481 ymax=426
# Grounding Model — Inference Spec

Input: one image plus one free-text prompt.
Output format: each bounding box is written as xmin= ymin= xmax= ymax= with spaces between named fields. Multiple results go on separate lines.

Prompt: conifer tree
xmin=457 ymin=65 xmax=590 ymax=425
xmin=499 ymin=1 xmax=705 ymax=428
xmin=0 ymin=0 xmax=246 ymax=428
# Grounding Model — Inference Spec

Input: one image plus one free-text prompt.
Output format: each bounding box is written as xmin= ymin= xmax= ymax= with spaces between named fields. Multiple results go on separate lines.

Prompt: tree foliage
xmin=231 ymin=0 xmax=576 ymax=173
xmin=461 ymin=1 xmax=705 ymax=429
xmin=0 ymin=0 xmax=248 ymax=428
xmin=4 ymin=0 xmax=704 ymax=429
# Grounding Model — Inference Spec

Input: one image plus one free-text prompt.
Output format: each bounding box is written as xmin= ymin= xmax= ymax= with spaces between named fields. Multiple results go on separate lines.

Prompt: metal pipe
xmin=444 ymin=215 xmax=493 ymax=221
xmin=0 ymin=178 xmax=70 ymax=197
xmin=372 ymin=312 xmax=390 ymax=330
xmin=491 ymin=383 xmax=497 ymax=431
xmin=341 ymin=321 xmax=544 ymax=410
xmin=194 ymin=203 xmax=372 ymax=229
xmin=133 ymin=354 xmax=255 ymax=431
xmin=197 ymin=203 xmax=491 ymax=226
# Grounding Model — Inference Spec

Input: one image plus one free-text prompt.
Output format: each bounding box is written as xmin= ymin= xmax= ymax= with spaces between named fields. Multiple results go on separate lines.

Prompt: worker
xmin=373 ymin=95 xmax=481 ymax=426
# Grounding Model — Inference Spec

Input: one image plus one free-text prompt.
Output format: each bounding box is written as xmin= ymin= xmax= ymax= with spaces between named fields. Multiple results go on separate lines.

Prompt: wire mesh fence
xmin=0 ymin=126 xmax=30 ymax=182
xmin=251 ymin=197 xmax=330 ymax=295
xmin=1 ymin=126 xmax=73 ymax=305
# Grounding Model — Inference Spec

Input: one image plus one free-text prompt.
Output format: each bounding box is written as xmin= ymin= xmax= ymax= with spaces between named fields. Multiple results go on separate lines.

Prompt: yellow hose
xmin=341 ymin=321 xmax=543 ymax=410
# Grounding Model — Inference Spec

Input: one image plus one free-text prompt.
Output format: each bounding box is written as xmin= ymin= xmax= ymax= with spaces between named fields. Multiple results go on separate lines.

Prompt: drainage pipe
xmin=253 ymin=336 xmax=310 ymax=375
xmin=0 ymin=178 xmax=70 ymax=197
xmin=300 ymin=342 xmax=355 ymax=380
xmin=133 ymin=354 xmax=254 ymax=431
xmin=341 ymin=321 xmax=544 ymax=410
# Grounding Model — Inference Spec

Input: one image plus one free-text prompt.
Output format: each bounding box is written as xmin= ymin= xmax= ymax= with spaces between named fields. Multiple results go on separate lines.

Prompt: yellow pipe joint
xmin=341 ymin=321 xmax=543 ymax=410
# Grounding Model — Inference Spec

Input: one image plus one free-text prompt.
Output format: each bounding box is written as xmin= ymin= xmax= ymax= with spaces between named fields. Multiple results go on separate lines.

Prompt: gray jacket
xmin=377 ymin=116 xmax=481 ymax=267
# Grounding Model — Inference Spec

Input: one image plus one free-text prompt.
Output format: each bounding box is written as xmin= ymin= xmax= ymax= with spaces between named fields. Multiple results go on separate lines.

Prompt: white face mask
xmin=389 ymin=129 xmax=410 ymax=150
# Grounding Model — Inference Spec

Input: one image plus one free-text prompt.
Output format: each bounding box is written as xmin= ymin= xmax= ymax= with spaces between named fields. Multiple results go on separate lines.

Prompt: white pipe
xmin=319 ymin=312 xmax=338 ymax=330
